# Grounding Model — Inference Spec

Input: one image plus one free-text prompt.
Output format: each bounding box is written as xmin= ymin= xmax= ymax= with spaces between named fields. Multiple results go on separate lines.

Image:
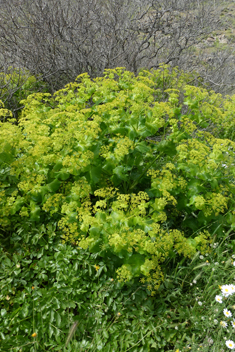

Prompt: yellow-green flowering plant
xmin=1 ymin=66 xmax=235 ymax=293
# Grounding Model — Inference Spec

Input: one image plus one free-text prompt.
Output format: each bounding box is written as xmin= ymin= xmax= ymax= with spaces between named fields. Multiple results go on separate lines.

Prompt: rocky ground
xmin=190 ymin=0 xmax=235 ymax=94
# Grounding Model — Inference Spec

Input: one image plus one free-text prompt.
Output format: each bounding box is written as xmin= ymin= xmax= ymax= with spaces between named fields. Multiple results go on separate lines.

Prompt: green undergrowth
xmin=1 ymin=65 xmax=235 ymax=350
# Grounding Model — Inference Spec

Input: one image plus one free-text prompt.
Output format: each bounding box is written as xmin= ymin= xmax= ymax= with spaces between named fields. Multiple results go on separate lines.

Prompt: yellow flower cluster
xmin=206 ymin=193 xmax=228 ymax=217
xmin=62 ymin=151 xmax=94 ymax=174
xmin=19 ymin=206 xmax=29 ymax=217
xmin=108 ymin=233 xmax=127 ymax=251
xmin=42 ymin=194 xmax=64 ymax=215
xmin=93 ymin=200 xmax=107 ymax=213
xmin=77 ymin=200 xmax=93 ymax=222
xmin=195 ymin=231 xmax=212 ymax=254
xmin=94 ymin=187 xmax=118 ymax=199
xmin=58 ymin=216 xmax=80 ymax=243
xmin=110 ymin=192 xmax=150 ymax=217
xmin=116 ymin=265 xmax=132 ymax=283
xmin=71 ymin=179 xmax=91 ymax=199
xmin=194 ymin=195 xmax=205 ymax=210
xmin=100 ymin=135 xmax=135 ymax=161
xmin=177 ymin=139 xmax=211 ymax=167
xmin=140 ymin=258 xmax=164 ymax=294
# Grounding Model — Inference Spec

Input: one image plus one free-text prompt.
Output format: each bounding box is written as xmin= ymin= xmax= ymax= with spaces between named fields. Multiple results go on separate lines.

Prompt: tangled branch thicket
xmin=0 ymin=0 xmax=233 ymax=99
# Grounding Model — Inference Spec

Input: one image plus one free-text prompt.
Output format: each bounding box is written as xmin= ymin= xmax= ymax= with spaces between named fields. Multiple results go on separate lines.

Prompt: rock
xmin=207 ymin=37 xmax=215 ymax=42
xmin=218 ymin=34 xmax=228 ymax=44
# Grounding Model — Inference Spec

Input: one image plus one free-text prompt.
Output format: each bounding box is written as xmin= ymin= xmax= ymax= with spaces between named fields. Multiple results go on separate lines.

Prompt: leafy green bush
xmin=1 ymin=66 xmax=235 ymax=292
xmin=2 ymin=65 xmax=235 ymax=350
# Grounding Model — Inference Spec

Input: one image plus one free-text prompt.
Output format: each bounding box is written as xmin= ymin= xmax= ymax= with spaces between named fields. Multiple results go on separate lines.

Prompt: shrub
xmin=1 ymin=65 xmax=235 ymax=294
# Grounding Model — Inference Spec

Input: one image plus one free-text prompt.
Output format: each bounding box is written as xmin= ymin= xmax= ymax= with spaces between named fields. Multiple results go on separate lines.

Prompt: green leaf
xmin=111 ymin=127 xmax=130 ymax=135
xmin=46 ymin=179 xmax=61 ymax=193
xmin=103 ymin=330 xmax=109 ymax=339
xmin=21 ymin=304 xmax=29 ymax=318
xmin=1 ymin=309 xmax=7 ymax=317
xmin=128 ymin=128 xmax=138 ymax=140
xmin=145 ymin=122 xmax=159 ymax=135
xmin=135 ymin=142 xmax=151 ymax=154
xmin=29 ymin=201 xmax=41 ymax=222
xmin=55 ymin=312 xmax=61 ymax=327
xmin=0 ymin=152 xmax=14 ymax=165
xmin=96 ymin=338 xmax=104 ymax=350
xmin=89 ymin=165 xmax=102 ymax=184
xmin=89 ymin=227 xmax=101 ymax=237
xmin=102 ymin=160 xmax=115 ymax=174
xmin=48 ymin=325 xmax=54 ymax=338
xmin=57 ymin=170 xmax=70 ymax=181
xmin=9 ymin=198 xmax=25 ymax=215
xmin=124 ymin=254 xmax=145 ymax=277
xmin=53 ymin=161 xmax=63 ymax=172
xmin=113 ymin=165 xmax=131 ymax=181
xmin=53 ymin=297 xmax=60 ymax=310
xmin=50 ymin=310 xmax=54 ymax=323
xmin=187 ymin=179 xmax=204 ymax=196
xmin=89 ymin=239 xmax=103 ymax=253
xmin=156 ymin=139 xmax=177 ymax=156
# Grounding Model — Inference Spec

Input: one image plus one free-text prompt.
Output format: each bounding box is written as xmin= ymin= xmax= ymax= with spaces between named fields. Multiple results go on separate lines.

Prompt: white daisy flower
xmin=221 ymin=285 xmax=232 ymax=297
xmin=198 ymin=301 xmax=202 ymax=306
xmin=215 ymin=295 xmax=223 ymax=303
xmin=231 ymin=320 xmax=235 ymax=328
xmin=229 ymin=284 xmax=235 ymax=294
xmin=208 ymin=338 xmax=213 ymax=345
xmin=220 ymin=321 xmax=228 ymax=328
xmin=226 ymin=340 xmax=235 ymax=349
xmin=223 ymin=309 xmax=232 ymax=318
